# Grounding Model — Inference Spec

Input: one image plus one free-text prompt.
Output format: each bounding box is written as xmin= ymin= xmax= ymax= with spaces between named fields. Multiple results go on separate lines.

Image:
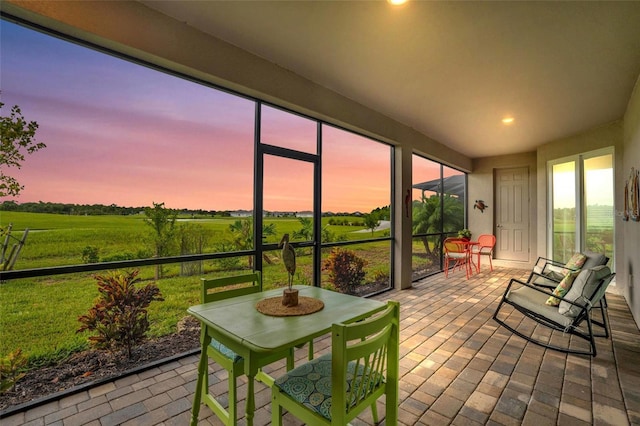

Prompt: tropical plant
xmin=412 ymin=194 xmax=464 ymax=258
xmin=77 ymin=270 xmax=164 ymax=358
xmin=322 ymin=247 xmax=367 ymax=295
xmin=321 ymin=225 xmax=337 ymax=243
xmin=0 ymin=348 xmax=27 ymax=393
xmin=228 ymin=218 xmax=277 ymax=266
xmin=292 ymin=217 xmax=313 ymax=241
xmin=229 ymin=218 xmax=253 ymax=252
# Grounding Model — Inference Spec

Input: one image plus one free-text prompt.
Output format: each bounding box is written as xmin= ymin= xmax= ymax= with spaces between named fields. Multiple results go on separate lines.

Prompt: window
xmin=411 ymin=155 xmax=466 ymax=279
xmin=1 ymin=18 xmax=397 ymax=367
xmin=260 ymin=104 xmax=317 ymax=154
xmin=549 ymin=149 xmax=614 ymax=265
xmin=2 ymin=20 xmax=257 ymax=272
xmin=321 ymin=125 xmax=393 ymax=295
xmin=1 ymin=18 xmax=395 ymax=300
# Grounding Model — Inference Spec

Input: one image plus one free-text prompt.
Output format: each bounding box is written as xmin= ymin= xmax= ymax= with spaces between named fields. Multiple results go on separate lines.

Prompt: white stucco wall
xmin=535 ymin=122 xmax=624 ymax=297
xmin=536 ymin=120 xmax=624 ymax=266
xmin=470 ymin=153 xmax=538 ymax=269
xmin=622 ymin=74 xmax=640 ymax=328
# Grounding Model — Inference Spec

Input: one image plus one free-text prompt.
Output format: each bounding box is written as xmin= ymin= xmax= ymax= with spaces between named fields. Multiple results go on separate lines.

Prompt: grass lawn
xmin=0 ymin=211 xmax=391 ymax=366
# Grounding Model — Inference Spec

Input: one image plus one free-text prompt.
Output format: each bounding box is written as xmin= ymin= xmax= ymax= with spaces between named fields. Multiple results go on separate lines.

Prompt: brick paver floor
xmin=2 ymin=267 xmax=639 ymax=425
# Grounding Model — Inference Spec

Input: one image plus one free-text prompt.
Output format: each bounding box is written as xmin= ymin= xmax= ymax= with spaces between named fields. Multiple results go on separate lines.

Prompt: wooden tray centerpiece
xmin=256 ymin=296 xmax=324 ymax=317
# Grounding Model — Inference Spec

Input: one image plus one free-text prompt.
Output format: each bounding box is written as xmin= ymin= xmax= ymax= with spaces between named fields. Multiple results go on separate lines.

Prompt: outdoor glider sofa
xmin=493 ymin=264 xmax=615 ymax=356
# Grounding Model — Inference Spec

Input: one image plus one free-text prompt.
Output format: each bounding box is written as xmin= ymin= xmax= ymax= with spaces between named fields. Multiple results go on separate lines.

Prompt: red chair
xmin=444 ymin=237 xmax=471 ymax=279
xmin=473 ymin=234 xmax=496 ymax=272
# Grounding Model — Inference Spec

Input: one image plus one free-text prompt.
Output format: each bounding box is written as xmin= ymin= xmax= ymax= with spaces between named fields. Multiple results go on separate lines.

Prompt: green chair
xmin=192 ymin=272 xmax=295 ymax=426
xmin=271 ymin=300 xmax=400 ymax=425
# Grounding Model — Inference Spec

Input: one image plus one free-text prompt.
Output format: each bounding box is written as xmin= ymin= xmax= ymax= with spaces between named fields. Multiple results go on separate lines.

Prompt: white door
xmin=495 ymin=167 xmax=530 ymax=262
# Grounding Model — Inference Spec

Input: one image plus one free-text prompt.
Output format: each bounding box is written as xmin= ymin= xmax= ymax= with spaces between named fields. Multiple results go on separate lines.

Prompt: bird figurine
xmin=279 ymin=233 xmax=296 ymax=290
xmin=474 ymin=200 xmax=488 ymax=213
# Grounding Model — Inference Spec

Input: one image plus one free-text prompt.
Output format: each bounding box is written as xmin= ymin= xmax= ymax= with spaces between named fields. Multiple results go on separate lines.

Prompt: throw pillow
xmin=562 ymin=252 xmax=587 ymax=275
xmin=559 ymin=265 xmax=612 ymax=317
xmin=581 ymin=251 xmax=608 ymax=270
xmin=545 ymin=270 xmax=580 ymax=306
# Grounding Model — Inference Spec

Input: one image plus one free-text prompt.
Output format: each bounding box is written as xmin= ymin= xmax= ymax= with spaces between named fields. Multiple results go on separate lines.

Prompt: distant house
xmin=230 ymin=210 xmax=252 ymax=218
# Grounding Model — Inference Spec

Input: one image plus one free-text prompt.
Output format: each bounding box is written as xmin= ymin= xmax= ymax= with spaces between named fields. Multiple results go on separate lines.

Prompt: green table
xmin=188 ymin=285 xmax=387 ymax=425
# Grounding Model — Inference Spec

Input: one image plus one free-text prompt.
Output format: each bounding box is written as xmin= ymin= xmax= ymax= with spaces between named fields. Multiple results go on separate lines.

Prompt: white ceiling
xmin=141 ymin=1 xmax=640 ymax=158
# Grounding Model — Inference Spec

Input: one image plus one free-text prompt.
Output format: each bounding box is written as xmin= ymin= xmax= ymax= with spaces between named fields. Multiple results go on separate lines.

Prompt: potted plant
xmin=458 ymin=229 xmax=472 ymax=241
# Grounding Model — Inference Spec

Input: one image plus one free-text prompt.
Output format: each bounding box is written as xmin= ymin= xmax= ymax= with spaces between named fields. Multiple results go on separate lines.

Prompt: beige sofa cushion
xmin=581 ymin=251 xmax=608 ymax=269
xmin=507 ymin=286 xmax=573 ymax=328
xmin=558 ymin=265 xmax=611 ymax=318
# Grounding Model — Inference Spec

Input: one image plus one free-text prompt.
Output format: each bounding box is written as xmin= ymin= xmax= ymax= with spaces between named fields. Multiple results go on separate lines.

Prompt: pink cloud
xmin=3 ymin=23 xmax=393 ymax=214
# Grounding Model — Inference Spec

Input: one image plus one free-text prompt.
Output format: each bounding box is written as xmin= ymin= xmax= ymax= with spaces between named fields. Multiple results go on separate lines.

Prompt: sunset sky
xmin=1 ymin=20 xmax=442 ymax=213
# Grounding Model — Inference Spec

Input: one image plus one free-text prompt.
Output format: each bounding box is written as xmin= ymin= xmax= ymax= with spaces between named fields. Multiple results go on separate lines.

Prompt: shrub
xmin=371 ymin=267 xmax=390 ymax=283
xmin=213 ymin=242 xmax=243 ymax=270
xmin=0 ymin=348 xmax=27 ymax=393
xmin=321 ymin=226 xmax=335 ymax=243
xmin=322 ymin=247 xmax=367 ymax=294
xmin=335 ymin=233 xmax=348 ymax=242
xmin=81 ymin=245 xmax=99 ymax=263
xmin=77 ymin=270 xmax=164 ymax=358
xmin=100 ymin=252 xmax=136 ymax=262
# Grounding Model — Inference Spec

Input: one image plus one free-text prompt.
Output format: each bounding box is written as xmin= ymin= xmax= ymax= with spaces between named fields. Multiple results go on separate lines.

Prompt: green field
xmin=0 ymin=211 xmax=392 ymax=366
xmin=553 ymin=209 xmax=614 ymax=262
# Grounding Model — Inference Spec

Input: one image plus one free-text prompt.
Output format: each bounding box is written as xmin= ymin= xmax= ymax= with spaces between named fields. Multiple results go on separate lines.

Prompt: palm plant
xmin=228 ymin=219 xmax=277 ymax=267
xmin=412 ymin=194 xmax=464 ymax=260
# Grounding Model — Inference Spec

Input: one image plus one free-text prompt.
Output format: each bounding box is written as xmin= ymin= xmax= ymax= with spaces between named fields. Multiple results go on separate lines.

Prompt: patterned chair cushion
xmin=273 ymin=353 xmax=383 ymax=420
xmin=210 ymin=339 xmax=242 ymax=363
xmin=545 ymin=270 xmax=580 ymax=306
xmin=562 ymin=252 xmax=587 ymax=275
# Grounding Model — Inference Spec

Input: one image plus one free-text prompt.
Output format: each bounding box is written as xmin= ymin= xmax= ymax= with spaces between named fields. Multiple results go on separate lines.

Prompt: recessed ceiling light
xmin=388 ymin=0 xmax=408 ymax=5
xmin=502 ymin=117 xmax=515 ymax=125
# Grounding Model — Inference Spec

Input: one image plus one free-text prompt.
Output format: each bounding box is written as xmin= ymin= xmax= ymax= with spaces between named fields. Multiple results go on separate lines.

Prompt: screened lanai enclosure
xmin=0 ymin=17 xmax=467 ymax=386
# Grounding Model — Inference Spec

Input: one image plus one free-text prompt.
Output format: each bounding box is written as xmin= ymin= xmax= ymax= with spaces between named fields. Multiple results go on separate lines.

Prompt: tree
xmin=229 ymin=218 xmax=253 ymax=267
xmin=177 ymin=222 xmax=209 ymax=276
xmin=1 ymin=102 xmax=46 ymax=198
xmin=143 ymin=202 xmax=177 ymax=279
xmin=363 ymin=212 xmax=380 ymax=235
xmin=412 ymin=194 xmax=464 ymax=259
xmin=292 ymin=217 xmax=313 ymax=241
xmin=228 ymin=218 xmax=277 ymax=267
